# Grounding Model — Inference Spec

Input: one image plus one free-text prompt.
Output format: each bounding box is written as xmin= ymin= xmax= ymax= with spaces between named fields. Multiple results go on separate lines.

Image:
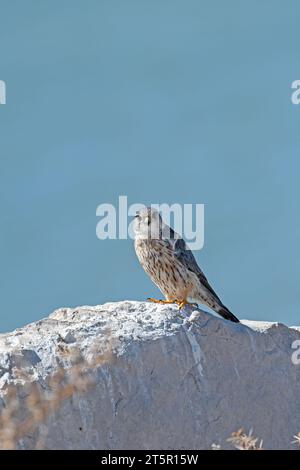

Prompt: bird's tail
xmin=216 ymin=304 xmax=239 ymax=323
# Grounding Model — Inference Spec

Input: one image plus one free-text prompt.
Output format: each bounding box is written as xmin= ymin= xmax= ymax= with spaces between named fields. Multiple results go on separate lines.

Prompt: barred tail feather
xmin=217 ymin=305 xmax=240 ymax=323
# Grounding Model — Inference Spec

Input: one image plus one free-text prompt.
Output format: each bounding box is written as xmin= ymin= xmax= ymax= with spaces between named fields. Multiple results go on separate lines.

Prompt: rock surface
xmin=0 ymin=301 xmax=299 ymax=450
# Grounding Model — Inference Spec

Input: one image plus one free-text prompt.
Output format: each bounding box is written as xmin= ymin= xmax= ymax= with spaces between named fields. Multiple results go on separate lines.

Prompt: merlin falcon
xmin=134 ymin=207 xmax=239 ymax=323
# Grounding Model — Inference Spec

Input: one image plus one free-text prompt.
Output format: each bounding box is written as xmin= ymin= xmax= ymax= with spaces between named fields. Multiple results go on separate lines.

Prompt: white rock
xmin=0 ymin=301 xmax=299 ymax=450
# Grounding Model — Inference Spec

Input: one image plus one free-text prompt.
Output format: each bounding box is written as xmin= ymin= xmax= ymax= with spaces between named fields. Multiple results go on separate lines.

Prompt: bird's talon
xmin=177 ymin=301 xmax=197 ymax=311
xmin=178 ymin=301 xmax=186 ymax=310
xmin=147 ymin=298 xmax=163 ymax=304
xmin=147 ymin=298 xmax=176 ymax=305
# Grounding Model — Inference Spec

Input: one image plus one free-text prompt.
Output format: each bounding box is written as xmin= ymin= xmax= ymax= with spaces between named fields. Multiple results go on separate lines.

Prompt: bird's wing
xmin=172 ymin=238 xmax=222 ymax=303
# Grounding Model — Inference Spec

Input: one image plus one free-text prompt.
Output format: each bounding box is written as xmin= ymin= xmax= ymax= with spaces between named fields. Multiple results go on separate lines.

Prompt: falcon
xmin=134 ymin=207 xmax=239 ymax=323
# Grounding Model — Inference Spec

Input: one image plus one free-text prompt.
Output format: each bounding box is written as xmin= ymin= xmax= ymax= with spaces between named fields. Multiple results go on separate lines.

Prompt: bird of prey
xmin=134 ymin=206 xmax=239 ymax=323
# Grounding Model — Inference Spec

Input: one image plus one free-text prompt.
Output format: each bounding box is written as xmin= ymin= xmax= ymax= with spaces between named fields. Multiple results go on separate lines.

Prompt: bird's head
xmin=133 ymin=206 xmax=162 ymax=239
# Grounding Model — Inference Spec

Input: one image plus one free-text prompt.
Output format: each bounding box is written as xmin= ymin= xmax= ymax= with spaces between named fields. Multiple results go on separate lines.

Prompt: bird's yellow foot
xmin=177 ymin=300 xmax=187 ymax=310
xmin=177 ymin=300 xmax=198 ymax=310
xmin=147 ymin=298 xmax=176 ymax=305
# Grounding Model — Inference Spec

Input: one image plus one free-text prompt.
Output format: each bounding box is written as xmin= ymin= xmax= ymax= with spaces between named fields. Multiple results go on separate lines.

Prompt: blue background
xmin=0 ymin=0 xmax=299 ymax=332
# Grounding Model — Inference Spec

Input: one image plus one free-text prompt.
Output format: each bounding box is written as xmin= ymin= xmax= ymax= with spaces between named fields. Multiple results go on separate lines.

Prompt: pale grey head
xmin=133 ymin=207 xmax=163 ymax=240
